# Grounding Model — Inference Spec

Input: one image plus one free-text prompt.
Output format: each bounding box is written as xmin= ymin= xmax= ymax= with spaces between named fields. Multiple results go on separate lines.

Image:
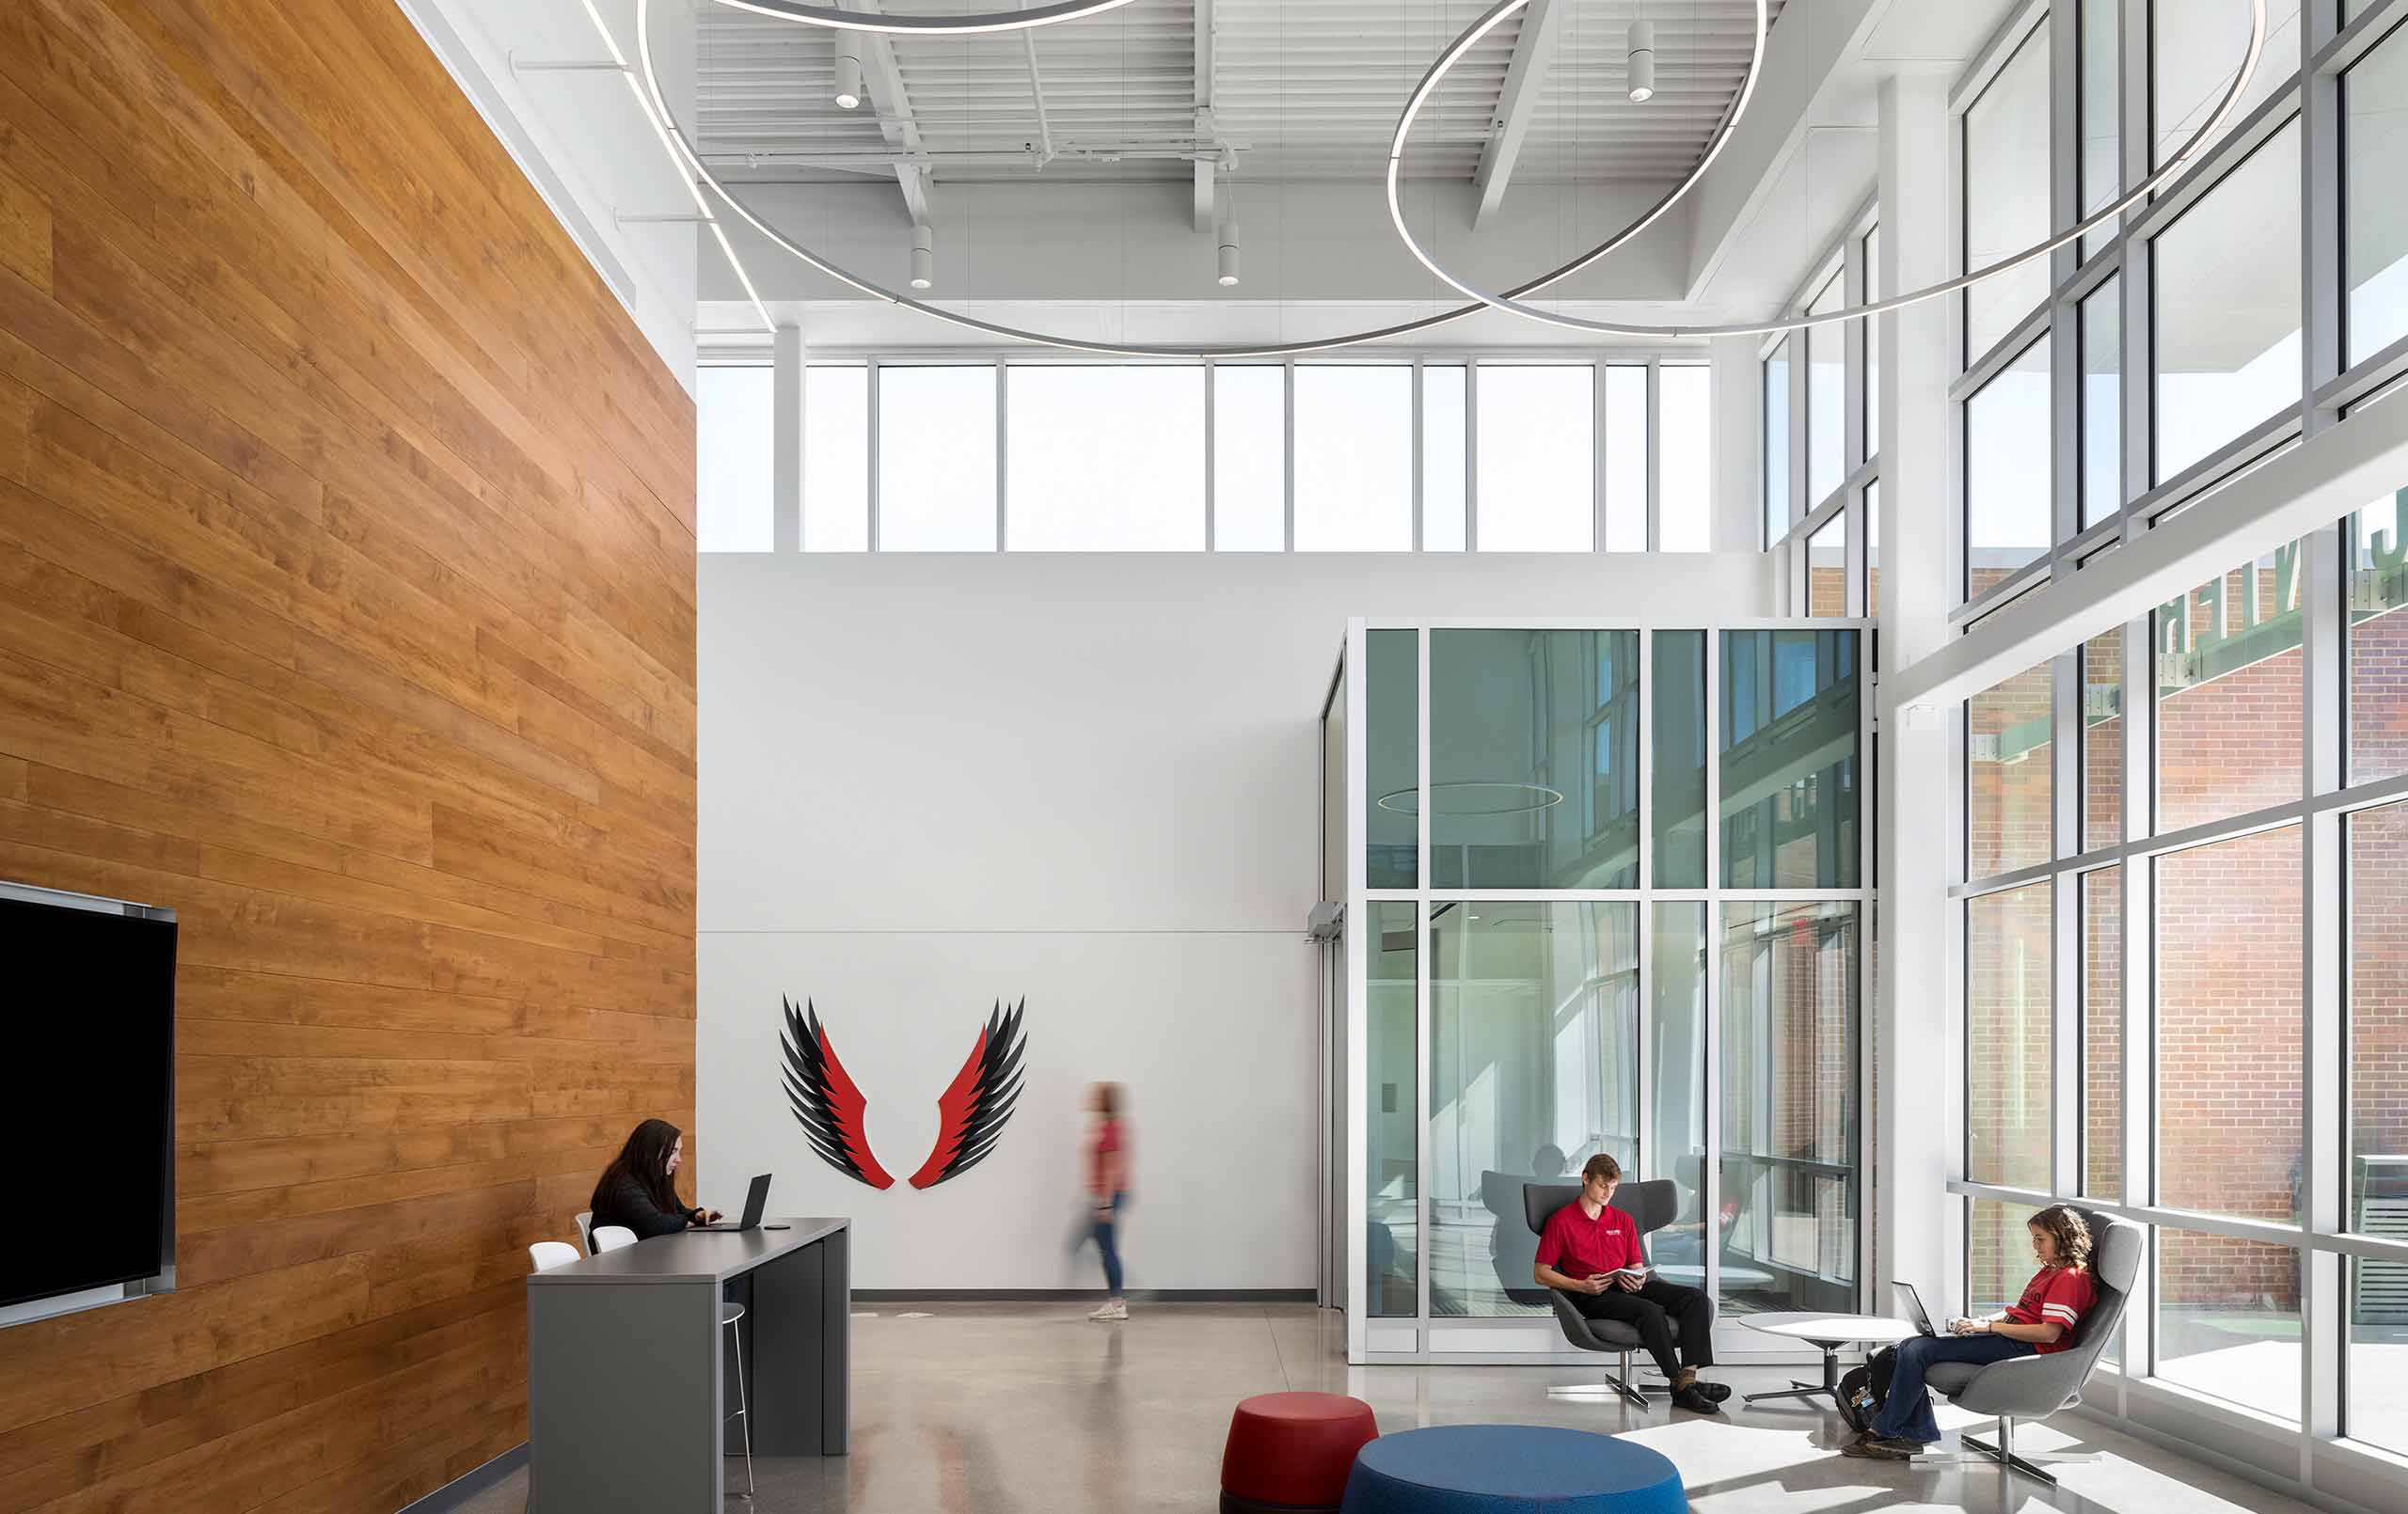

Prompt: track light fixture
xmin=1625 ymin=17 xmax=1655 ymax=103
xmin=833 ymin=34 xmax=863 ymax=109
xmin=910 ymin=224 xmax=934 ymax=290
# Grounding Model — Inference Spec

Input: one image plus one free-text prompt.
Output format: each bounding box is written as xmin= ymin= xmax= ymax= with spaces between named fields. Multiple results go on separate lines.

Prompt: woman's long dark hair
xmin=595 ymin=1118 xmax=684 ymax=1216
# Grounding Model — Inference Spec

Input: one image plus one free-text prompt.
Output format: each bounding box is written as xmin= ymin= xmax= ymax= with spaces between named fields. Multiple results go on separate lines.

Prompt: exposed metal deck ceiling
xmin=690 ymin=0 xmax=1784 ymax=191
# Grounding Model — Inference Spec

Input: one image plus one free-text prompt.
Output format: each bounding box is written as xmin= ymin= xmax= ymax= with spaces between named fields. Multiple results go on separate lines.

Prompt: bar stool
xmin=723 ymin=1299 xmax=754 ymax=1500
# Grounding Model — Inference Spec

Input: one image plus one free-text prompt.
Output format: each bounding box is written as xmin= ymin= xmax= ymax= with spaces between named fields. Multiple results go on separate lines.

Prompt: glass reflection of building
xmin=1341 ymin=621 xmax=1867 ymax=1361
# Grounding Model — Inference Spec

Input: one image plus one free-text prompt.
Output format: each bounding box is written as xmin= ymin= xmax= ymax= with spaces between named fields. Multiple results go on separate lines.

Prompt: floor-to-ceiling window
xmin=1950 ymin=481 xmax=2408 ymax=1470
xmin=1932 ymin=6 xmax=2408 ymax=1494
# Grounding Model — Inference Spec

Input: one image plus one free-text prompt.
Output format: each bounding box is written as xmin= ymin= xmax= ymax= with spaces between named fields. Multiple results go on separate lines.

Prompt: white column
xmin=1875 ymin=71 xmax=1961 ymax=1302
xmin=771 ymin=323 xmax=804 ymax=553
xmin=1709 ymin=334 xmax=1758 ymax=555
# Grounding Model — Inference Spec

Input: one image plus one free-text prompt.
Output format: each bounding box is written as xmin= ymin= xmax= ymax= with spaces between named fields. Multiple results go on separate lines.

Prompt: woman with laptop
xmin=1841 ymin=1205 xmax=2098 ymax=1459
xmin=587 ymin=1118 xmax=721 ymax=1251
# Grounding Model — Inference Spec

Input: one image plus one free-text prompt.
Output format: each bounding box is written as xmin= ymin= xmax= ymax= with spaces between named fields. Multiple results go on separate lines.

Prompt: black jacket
xmin=589 ymin=1170 xmax=703 ymax=1251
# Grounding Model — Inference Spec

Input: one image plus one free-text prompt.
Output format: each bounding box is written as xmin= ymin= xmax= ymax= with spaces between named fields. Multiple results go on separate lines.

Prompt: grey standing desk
xmin=528 ymin=1218 xmax=848 ymax=1509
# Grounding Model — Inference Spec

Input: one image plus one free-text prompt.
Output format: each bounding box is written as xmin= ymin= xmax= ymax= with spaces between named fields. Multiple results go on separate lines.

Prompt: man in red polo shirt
xmin=1535 ymin=1154 xmax=1726 ymax=1414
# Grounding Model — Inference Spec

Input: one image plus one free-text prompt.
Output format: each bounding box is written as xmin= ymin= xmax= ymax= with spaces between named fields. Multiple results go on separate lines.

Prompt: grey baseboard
xmin=397 ymin=1441 xmax=525 ymax=1514
xmin=852 ymin=1288 xmax=1316 ymax=1304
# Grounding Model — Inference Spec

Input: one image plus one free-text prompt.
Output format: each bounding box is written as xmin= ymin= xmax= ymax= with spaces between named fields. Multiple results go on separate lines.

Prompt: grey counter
xmin=528 ymin=1218 xmax=849 ymax=1510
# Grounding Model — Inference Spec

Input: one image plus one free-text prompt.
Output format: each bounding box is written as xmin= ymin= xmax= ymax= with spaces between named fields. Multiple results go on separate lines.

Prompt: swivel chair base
xmin=1909 ymin=1416 xmax=2100 ymax=1487
xmin=1544 ymin=1351 xmax=1671 ymax=1410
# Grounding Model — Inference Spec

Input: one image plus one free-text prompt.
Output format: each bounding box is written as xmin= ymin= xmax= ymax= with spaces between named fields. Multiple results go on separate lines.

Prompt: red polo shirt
xmin=1534 ymin=1200 xmax=1641 ymax=1280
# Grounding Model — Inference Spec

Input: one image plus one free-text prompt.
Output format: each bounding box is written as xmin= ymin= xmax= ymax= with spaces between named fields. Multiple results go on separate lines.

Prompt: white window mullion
xmin=1593 ymin=358 xmax=1610 ymax=553
xmin=1283 ymin=361 xmax=1297 ymax=552
xmin=865 ymin=356 xmax=882 ymax=552
xmin=1204 ymin=360 xmax=1218 ymax=551
xmin=1411 ymin=360 xmax=1425 ymax=552
xmin=2300 ymin=524 xmax=2346 ymax=1453
xmin=2118 ymin=609 xmax=2156 ymax=1380
xmin=2300 ymin=0 xmax=2346 ymax=1461
xmin=2051 ymin=649 xmax=2082 ymax=1201
xmin=1702 ymin=627 xmax=1722 ymax=1309
xmin=1465 ymin=363 xmax=1481 ymax=553
xmin=1413 ymin=627 xmax=1433 ymax=1334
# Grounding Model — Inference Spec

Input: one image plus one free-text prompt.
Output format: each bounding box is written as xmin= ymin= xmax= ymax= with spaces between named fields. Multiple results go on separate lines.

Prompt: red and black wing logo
xmin=907 ymin=999 xmax=1029 ymax=1190
xmin=780 ymin=997 xmax=895 ymax=1190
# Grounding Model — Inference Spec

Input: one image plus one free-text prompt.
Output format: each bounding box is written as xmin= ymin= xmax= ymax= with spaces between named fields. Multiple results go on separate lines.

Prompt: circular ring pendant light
xmin=1383 ymin=0 xmax=2269 ymax=340
xmin=649 ymin=0 xmax=2265 ymax=355
xmin=637 ymin=0 xmax=1760 ymax=355
xmin=711 ymin=0 xmax=1141 ymax=38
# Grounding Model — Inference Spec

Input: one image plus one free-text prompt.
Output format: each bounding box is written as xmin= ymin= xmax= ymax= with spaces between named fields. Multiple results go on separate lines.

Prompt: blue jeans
xmin=1868 ymin=1333 xmax=2034 ymax=1443
xmin=1094 ymin=1192 xmax=1127 ymax=1296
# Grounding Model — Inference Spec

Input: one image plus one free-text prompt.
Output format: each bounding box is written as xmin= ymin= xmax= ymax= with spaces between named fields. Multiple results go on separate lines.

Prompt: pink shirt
xmin=1089 ymin=1118 xmax=1123 ymax=1197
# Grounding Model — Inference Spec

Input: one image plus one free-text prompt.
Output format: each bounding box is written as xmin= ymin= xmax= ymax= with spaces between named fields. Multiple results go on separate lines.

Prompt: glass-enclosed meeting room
xmin=1330 ymin=621 xmax=1870 ymax=1363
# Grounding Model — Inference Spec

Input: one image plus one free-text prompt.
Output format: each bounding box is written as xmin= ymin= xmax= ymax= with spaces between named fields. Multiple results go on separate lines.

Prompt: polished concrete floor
xmin=470 ymin=1301 xmax=2326 ymax=1514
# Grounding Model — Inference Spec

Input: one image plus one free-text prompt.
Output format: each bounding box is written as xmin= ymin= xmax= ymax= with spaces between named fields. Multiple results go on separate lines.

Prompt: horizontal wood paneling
xmin=0 ymin=0 xmax=697 ymax=1507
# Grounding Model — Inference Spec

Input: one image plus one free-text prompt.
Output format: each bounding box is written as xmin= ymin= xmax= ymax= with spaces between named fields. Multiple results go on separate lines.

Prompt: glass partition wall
xmin=1343 ymin=620 xmax=1871 ymax=1363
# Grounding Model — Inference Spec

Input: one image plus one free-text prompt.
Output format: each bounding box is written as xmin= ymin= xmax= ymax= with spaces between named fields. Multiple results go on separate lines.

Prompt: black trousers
xmin=1568 ymin=1278 xmax=1716 ymax=1378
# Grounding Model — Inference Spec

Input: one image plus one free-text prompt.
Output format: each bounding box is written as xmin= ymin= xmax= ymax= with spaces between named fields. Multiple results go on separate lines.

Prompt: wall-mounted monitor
xmin=0 ymin=886 xmax=177 ymax=1317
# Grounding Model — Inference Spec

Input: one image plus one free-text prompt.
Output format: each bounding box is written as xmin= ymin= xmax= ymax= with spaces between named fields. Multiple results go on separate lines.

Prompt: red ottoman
xmin=1221 ymin=1392 xmax=1379 ymax=1514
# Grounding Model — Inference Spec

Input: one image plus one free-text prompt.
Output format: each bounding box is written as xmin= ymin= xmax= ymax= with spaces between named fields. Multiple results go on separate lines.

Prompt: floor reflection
xmin=460 ymin=1301 xmax=2329 ymax=1514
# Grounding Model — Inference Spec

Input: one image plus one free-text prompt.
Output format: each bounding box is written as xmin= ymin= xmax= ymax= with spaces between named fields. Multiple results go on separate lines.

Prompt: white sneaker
xmin=1088 ymin=1299 xmax=1127 ymax=1321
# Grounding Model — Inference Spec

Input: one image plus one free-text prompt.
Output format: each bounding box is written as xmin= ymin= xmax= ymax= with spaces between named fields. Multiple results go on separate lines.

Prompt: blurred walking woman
xmin=588 ymin=1118 xmax=719 ymax=1250
xmin=1085 ymin=1083 xmax=1130 ymax=1321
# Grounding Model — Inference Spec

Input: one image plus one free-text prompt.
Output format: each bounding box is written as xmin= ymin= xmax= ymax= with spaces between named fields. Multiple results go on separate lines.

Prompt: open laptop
xmin=1891 ymin=1280 xmax=1941 ymax=1337
xmin=690 ymin=1173 xmax=777 ymax=1233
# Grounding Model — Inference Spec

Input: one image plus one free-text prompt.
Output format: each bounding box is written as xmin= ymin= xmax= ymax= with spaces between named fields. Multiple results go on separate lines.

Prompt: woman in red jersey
xmin=1844 ymin=1205 xmax=2099 ymax=1459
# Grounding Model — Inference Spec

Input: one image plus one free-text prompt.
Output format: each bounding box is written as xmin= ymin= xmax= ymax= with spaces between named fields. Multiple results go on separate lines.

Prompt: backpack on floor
xmin=1837 ymin=1364 xmax=1874 ymax=1432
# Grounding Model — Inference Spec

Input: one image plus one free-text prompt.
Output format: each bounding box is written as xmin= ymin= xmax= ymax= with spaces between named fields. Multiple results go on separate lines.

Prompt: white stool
xmin=723 ymin=1300 xmax=754 ymax=1500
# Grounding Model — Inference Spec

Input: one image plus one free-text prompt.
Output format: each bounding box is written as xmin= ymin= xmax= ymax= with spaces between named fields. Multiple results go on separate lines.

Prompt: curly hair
xmin=2029 ymin=1205 xmax=2094 ymax=1270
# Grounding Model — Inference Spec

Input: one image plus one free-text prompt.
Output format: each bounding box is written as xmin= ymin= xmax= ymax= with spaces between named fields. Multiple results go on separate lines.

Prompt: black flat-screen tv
xmin=1 ymin=891 xmax=177 ymax=1313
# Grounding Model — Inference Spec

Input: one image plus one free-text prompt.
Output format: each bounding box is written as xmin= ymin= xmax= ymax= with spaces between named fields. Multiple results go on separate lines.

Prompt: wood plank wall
xmin=0 ymin=0 xmax=699 ymax=1506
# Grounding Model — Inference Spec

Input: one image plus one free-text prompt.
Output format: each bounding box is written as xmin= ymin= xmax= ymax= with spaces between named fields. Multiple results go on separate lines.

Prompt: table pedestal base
xmin=1740 ymin=1341 xmax=1844 ymax=1407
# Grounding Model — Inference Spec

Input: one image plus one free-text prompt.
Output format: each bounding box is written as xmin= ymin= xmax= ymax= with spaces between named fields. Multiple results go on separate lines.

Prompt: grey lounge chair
xmin=1912 ymin=1206 xmax=2141 ymax=1486
xmin=1523 ymin=1179 xmax=1707 ymax=1408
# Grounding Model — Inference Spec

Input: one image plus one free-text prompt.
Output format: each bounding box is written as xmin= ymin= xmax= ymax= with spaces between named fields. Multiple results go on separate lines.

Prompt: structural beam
xmin=1471 ymin=0 xmax=1560 ymax=231
xmin=1193 ymin=0 xmax=1216 ymax=231
xmin=849 ymin=0 xmax=932 ymax=225
xmin=1885 ymin=391 xmax=2408 ymax=715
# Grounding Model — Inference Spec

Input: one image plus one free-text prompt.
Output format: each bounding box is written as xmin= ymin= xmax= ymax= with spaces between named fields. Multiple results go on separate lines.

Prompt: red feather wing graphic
xmin=907 ymin=1000 xmax=1028 ymax=1190
xmin=780 ymin=998 xmax=895 ymax=1190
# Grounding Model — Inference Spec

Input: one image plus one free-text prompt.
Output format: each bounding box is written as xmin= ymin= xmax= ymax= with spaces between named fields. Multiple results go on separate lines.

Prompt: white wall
xmin=698 ymin=551 xmax=1776 ymax=1291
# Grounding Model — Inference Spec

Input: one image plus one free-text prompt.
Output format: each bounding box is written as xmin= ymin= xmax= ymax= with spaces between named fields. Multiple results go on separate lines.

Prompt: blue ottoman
xmin=1339 ymin=1425 xmax=1686 ymax=1514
